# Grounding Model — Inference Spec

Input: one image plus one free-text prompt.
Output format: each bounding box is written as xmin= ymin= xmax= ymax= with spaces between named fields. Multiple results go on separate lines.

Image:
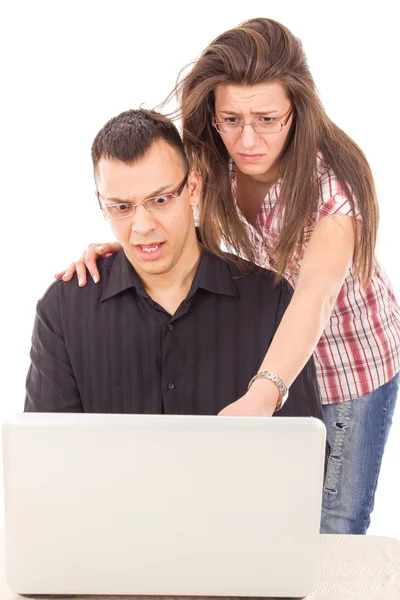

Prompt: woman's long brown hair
xmin=162 ymin=18 xmax=378 ymax=285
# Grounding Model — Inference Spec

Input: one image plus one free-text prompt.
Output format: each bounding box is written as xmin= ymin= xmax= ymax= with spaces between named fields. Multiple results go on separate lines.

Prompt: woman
xmin=59 ymin=18 xmax=400 ymax=535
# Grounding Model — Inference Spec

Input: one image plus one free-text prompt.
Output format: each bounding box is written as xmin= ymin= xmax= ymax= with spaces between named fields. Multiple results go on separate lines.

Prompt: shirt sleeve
xmin=24 ymin=285 xmax=83 ymax=412
xmin=313 ymin=165 xmax=362 ymax=223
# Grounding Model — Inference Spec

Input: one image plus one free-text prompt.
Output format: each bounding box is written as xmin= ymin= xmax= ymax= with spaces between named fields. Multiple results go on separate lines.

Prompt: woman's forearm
xmin=257 ymin=285 xmax=335 ymax=392
xmin=238 ymin=215 xmax=355 ymax=414
xmin=220 ymin=282 xmax=344 ymax=416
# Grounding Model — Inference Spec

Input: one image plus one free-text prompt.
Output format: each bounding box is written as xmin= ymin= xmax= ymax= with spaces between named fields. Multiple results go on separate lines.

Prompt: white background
xmin=0 ymin=1 xmax=399 ymax=535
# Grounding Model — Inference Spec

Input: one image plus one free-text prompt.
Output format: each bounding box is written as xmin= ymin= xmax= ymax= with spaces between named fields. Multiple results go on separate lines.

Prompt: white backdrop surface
xmin=0 ymin=0 xmax=399 ymax=536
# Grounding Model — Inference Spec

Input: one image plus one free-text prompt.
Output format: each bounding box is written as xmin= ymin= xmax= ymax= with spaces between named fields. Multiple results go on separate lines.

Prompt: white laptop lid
xmin=2 ymin=413 xmax=326 ymax=597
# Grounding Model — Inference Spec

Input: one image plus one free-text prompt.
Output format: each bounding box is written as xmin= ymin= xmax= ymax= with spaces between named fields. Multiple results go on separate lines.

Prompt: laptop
xmin=2 ymin=413 xmax=326 ymax=597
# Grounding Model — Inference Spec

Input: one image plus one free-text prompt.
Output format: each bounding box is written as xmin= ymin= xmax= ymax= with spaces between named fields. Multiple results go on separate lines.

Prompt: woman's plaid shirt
xmin=230 ymin=153 xmax=400 ymax=404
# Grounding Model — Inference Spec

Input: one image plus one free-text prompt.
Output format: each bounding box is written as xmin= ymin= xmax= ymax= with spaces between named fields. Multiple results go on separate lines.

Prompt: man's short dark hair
xmin=91 ymin=108 xmax=189 ymax=172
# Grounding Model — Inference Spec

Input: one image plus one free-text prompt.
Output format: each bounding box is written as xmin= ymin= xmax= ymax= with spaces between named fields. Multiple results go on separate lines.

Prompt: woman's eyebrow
xmin=218 ymin=109 xmax=279 ymax=116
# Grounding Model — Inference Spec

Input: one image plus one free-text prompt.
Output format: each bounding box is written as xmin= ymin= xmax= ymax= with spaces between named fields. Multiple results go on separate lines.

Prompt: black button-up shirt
xmin=25 ymin=250 xmax=323 ymax=420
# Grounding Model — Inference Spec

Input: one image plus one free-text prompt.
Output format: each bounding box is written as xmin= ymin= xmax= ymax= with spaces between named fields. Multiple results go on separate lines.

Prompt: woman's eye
xmin=224 ymin=117 xmax=239 ymax=123
xmin=259 ymin=117 xmax=274 ymax=124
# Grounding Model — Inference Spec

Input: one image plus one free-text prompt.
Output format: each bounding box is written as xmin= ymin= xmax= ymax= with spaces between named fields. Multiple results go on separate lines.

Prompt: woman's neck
xmin=236 ymin=167 xmax=280 ymax=226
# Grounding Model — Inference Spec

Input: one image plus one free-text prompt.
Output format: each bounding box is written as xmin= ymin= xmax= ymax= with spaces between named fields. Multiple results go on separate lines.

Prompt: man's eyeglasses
xmin=97 ymin=172 xmax=189 ymax=220
xmin=213 ymin=106 xmax=293 ymax=135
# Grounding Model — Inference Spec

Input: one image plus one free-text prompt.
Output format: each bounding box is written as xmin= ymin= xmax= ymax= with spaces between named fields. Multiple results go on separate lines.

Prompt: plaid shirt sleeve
xmin=314 ymin=162 xmax=363 ymax=223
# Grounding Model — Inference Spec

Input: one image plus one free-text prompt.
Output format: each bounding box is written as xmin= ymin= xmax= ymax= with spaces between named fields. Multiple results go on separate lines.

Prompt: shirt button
xmin=167 ymin=382 xmax=176 ymax=390
xmin=167 ymin=324 xmax=173 ymax=331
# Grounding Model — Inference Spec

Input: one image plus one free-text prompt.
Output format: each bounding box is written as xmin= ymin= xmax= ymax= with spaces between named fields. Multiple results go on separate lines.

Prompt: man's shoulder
xmin=37 ymin=252 xmax=120 ymax=309
xmin=215 ymin=251 xmax=293 ymax=294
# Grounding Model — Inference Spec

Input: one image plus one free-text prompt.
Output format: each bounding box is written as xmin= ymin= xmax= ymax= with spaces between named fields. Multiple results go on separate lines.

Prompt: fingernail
xmin=79 ymin=278 xmax=83 ymax=286
xmin=62 ymin=273 xmax=67 ymax=280
xmin=96 ymin=245 xmax=104 ymax=252
xmin=93 ymin=276 xmax=98 ymax=284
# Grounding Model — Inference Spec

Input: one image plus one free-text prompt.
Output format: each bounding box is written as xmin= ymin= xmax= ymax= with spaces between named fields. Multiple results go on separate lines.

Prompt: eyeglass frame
xmin=213 ymin=106 xmax=293 ymax=135
xmin=97 ymin=171 xmax=190 ymax=220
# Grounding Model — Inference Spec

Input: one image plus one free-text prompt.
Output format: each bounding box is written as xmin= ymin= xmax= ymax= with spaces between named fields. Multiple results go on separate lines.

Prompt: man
xmin=25 ymin=109 xmax=322 ymax=419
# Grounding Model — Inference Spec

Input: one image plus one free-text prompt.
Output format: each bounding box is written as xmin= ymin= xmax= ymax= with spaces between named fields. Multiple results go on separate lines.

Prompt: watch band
xmin=247 ymin=370 xmax=289 ymax=412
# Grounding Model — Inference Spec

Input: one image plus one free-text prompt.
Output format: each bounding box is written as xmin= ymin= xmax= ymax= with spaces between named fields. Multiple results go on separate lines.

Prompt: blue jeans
xmin=320 ymin=371 xmax=399 ymax=534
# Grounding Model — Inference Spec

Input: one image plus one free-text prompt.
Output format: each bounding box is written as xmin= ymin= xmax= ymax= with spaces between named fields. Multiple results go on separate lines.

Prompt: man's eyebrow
xmin=103 ymin=183 xmax=175 ymax=204
xmin=218 ymin=109 xmax=279 ymax=116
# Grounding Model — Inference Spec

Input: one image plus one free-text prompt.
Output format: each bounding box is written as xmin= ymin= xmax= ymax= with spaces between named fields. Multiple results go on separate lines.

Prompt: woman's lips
xmin=238 ymin=153 xmax=264 ymax=163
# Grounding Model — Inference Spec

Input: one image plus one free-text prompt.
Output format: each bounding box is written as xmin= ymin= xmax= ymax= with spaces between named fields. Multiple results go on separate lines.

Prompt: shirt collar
xmin=187 ymin=250 xmax=239 ymax=299
xmin=101 ymin=249 xmax=238 ymax=303
xmin=100 ymin=251 xmax=147 ymax=302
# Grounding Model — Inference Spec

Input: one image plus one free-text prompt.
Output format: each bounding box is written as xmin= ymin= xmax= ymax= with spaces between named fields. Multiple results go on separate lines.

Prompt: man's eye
xmin=150 ymin=195 xmax=171 ymax=206
xmin=109 ymin=203 xmax=131 ymax=213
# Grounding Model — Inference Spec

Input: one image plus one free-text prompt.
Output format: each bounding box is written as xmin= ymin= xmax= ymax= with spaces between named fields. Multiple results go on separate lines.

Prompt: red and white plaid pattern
xmin=230 ymin=153 xmax=400 ymax=403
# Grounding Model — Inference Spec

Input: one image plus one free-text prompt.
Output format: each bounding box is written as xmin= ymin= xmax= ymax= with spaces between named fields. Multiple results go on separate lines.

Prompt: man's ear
xmin=188 ymin=170 xmax=201 ymax=207
xmin=95 ymin=189 xmax=108 ymax=222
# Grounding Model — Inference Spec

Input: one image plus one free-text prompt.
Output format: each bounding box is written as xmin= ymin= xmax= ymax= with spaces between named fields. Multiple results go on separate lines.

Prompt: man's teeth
xmin=141 ymin=244 xmax=160 ymax=253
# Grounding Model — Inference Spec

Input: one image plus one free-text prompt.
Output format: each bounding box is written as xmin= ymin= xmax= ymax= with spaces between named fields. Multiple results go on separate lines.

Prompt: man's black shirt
xmin=25 ymin=250 xmax=323 ymax=419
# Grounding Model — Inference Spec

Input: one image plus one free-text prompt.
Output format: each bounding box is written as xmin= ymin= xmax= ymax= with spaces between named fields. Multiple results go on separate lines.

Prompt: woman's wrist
xmin=246 ymin=377 xmax=281 ymax=411
xmin=248 ymin=370 xmax=289 ymax=412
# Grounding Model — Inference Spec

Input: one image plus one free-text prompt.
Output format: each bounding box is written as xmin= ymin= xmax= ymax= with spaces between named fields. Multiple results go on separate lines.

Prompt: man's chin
xmin=137 ymin=262 xmax=170 ymax=276
xmin=124 ymin=249 xmax=170 ymax=276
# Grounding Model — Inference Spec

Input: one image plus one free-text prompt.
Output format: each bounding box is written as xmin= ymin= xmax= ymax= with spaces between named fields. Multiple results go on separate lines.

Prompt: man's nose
xmin=239 ymin=123 xmax=260 ymax=150
xmin=131 ymin=205 xmax=156 ymax=235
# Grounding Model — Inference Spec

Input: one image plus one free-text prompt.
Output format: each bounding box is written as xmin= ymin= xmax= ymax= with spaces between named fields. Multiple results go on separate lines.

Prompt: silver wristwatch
xmin=247 ymin=370 xmax=289 ymax=412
